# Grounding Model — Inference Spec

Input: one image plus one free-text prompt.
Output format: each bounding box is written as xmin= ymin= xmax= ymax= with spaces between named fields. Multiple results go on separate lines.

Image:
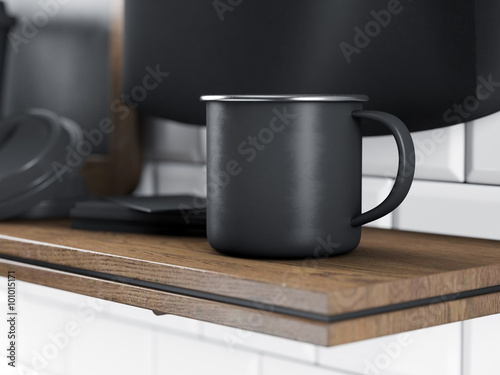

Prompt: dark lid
xmin=0 ymin=110 xmax=82 ymax=219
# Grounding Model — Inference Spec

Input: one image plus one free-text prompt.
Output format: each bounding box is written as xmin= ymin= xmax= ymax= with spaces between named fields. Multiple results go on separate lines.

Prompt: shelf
xmin=0 ymin=220 xmax=500 ymax=346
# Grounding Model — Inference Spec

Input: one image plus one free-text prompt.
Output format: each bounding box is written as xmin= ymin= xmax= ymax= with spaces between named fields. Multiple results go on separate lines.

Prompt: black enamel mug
xmin=201 ymin=95 xmax=415 ymax=258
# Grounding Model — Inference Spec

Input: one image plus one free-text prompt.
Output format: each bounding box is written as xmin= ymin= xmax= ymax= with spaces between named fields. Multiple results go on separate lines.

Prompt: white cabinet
xmin=158 ymin=333 xmax=260 ymax=375
xmin=200 ymin=322 xmax=316 ymax=364
xmin=318 ymin=323 xmax=462 ymax=375
xmin=463 ymin=315 xmax=500 ymax=375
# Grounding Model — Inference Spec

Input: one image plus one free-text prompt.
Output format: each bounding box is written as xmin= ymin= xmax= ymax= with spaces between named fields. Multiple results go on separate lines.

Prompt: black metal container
xmin=201 ymin=95 xmax=415 ymax=258
xmin=124 ymin=0 xmax=500 ymax=135
xmin=0 ymin=2 xmax=14 ymax=115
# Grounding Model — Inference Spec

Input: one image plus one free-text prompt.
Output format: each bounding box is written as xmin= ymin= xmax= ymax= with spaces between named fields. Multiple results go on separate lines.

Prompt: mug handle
xmin=351 ymin=110 xmax=415 ymax=227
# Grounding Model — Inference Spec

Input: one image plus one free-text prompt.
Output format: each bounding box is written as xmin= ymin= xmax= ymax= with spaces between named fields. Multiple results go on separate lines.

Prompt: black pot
xmin=124 ymin=0 xmax=500 ymax=135
xmin=0 ymin=2 xmax=14 ymax=116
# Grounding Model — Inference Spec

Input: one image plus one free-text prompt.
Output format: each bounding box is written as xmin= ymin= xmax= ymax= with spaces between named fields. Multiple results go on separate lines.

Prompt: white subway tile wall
xmin=3 ymin=0 xmax=110 ymax=23
xmin=143 ymin=117 xmax=206 ymax=163
xmin=394 ymin=180 xmax=500 ymax=240
xmin=133 ymin=161 xmax=157 ymax=196
xmin=199 ymin=126 xmax=208 ymax=164
xmin=362 ymin=124 xmax=465 ymax=182
xmin=156 ymin=161 xmax=207 ymax=197
xmin=361 ymin=177 xmax=394 ymax=229
xmin=466 ymin=110 xmax=500 ymax=185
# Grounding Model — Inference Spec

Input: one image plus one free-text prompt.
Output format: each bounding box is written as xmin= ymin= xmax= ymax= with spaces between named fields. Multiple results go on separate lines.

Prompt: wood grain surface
xmin=1 ymin=220 xmax=500 ymax=320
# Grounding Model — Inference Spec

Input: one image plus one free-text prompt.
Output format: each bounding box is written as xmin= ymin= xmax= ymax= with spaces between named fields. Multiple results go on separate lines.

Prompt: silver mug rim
xmin=200 ymin=94 xmax=369 ymax=102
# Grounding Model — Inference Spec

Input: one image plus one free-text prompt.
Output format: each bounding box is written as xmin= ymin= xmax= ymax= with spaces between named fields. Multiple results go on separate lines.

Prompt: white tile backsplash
xmin=362 ymin=124 xmax=465 ymax=182
xmin=394 ymin=180 xmax=500 ymax=240
xmin=362 ymin=177 xmax=394 ymax=229
xmin=199 ymin=126 xmax=208 ymax=164
xmin=200 ymin=322 xmax=317 ymax=364
xmin=466 ymin=111 xmax=500 ymax=185
xmin=143 ymin=117 xmax=206 ymax=163
xmin=318 ymin=323 xmax=462 ymax=375
xmin=157 ymin=161 xmax=207 ymax=197
xmin=463 ymin=315 xmax=500 ymax=375
xmin=133 ymin=161 xmax=157 ymax=196
xmin=363 ymin=134 xmax=398 ymax=178
xmin=3 ymin=0 xmax=111 ymax=23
